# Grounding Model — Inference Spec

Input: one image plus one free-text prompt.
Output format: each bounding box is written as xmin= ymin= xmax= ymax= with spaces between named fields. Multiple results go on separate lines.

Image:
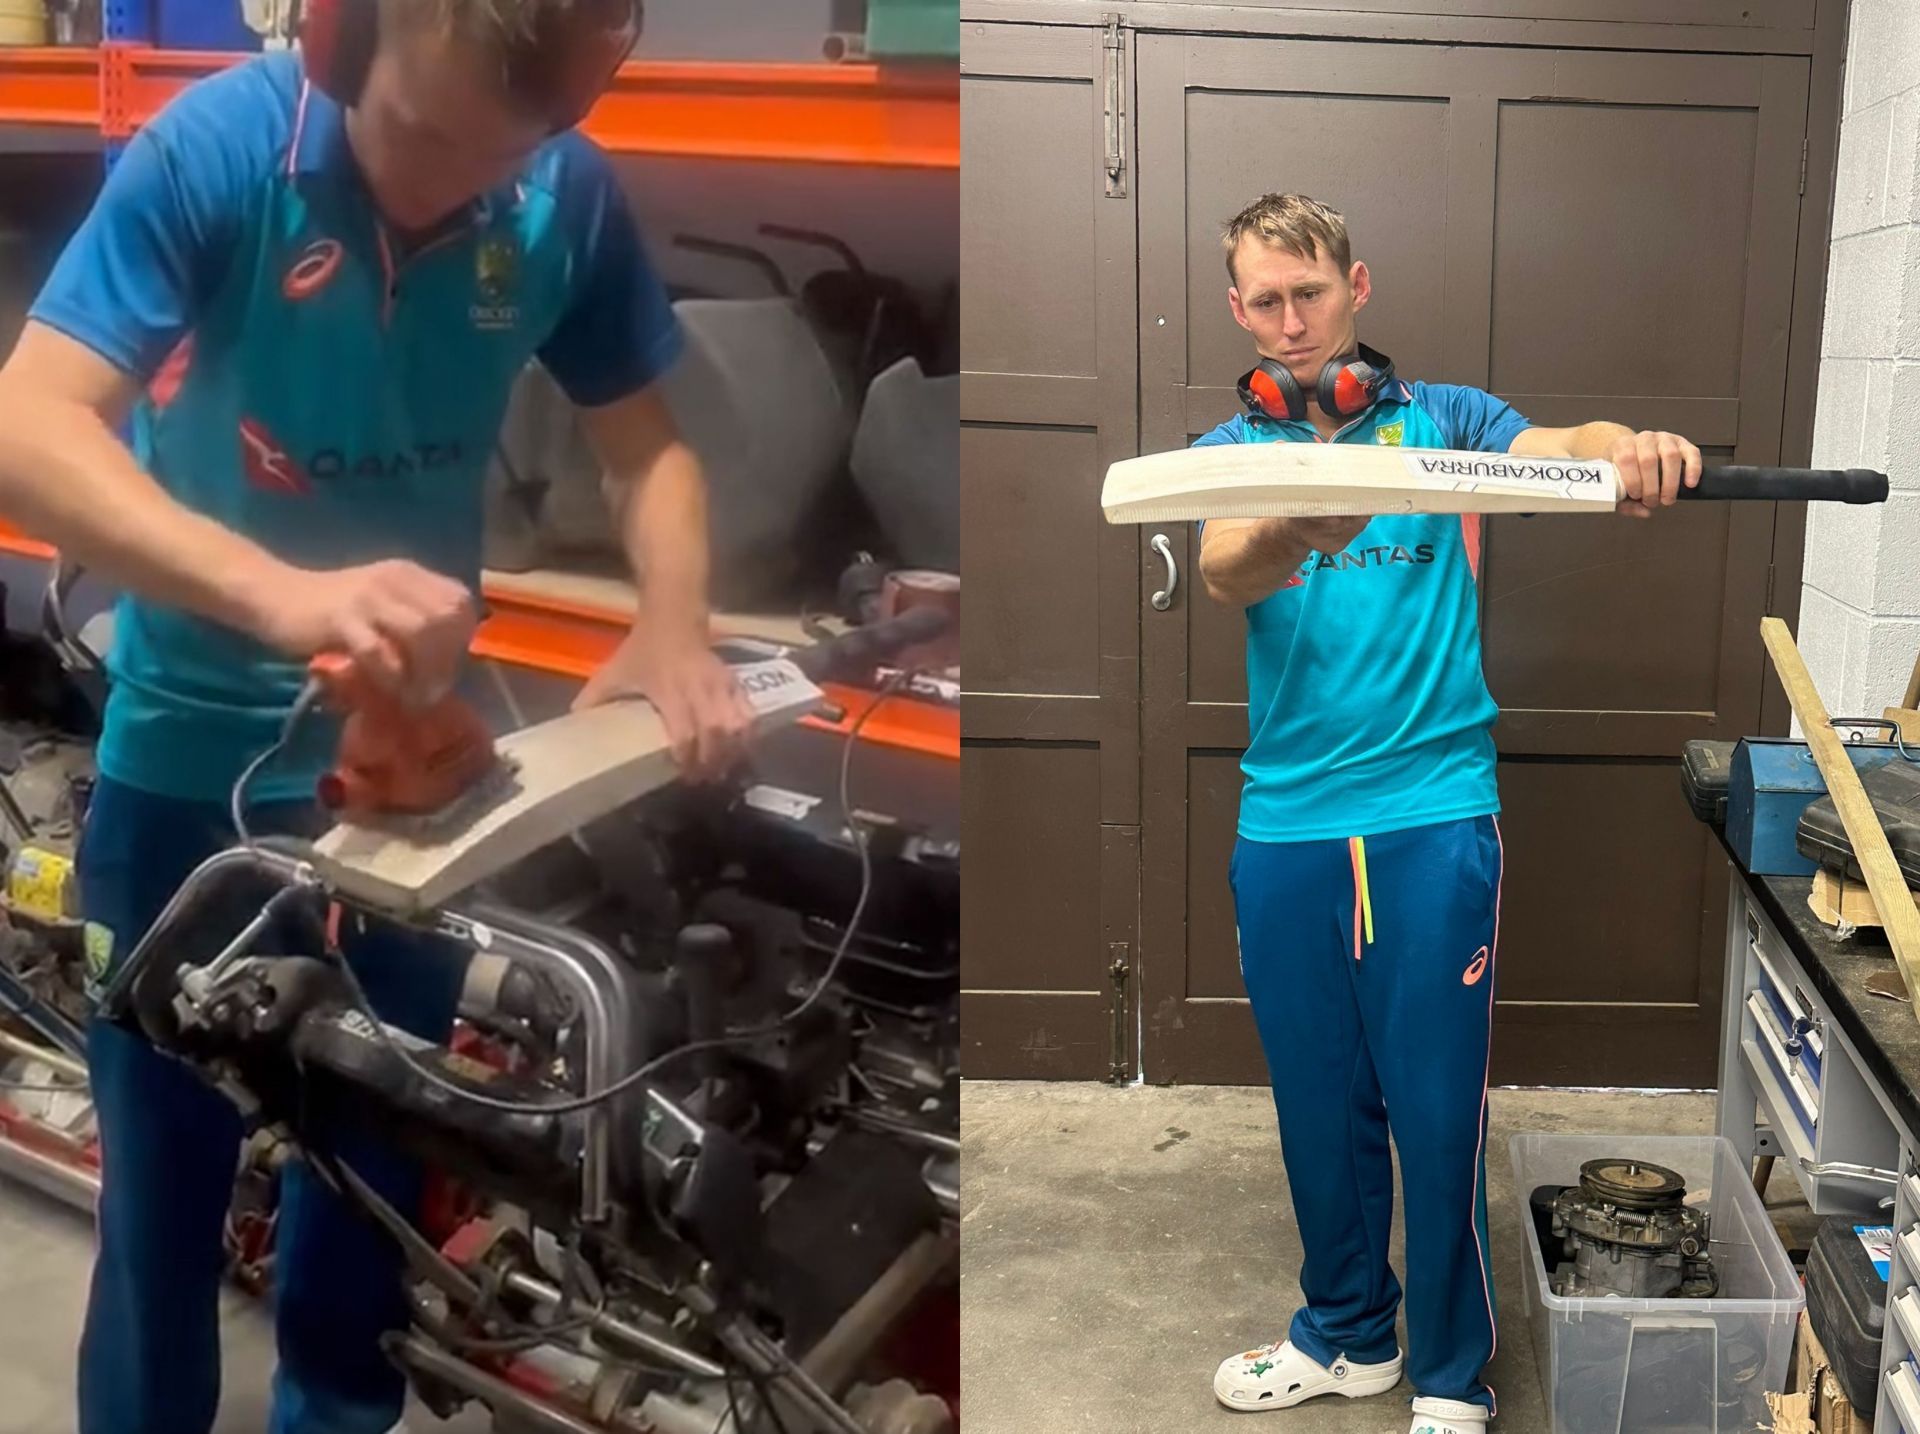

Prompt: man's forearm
xmin=615 ymin=441 xmax=713 ymax=647
xmin=1554 ymin=421 xmax=1634 ymax=461
xmin=1200 ymin=521 xmax=1313 ymax=608
xmin=0 ymin=384 xmax=289 ymax=635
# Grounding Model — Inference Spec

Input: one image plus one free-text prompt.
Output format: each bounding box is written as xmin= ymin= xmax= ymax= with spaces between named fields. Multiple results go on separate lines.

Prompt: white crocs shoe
xmin=1409 ymin=1395 xmax=1490 ymax=1433
xmin=1213 ymin=1337 xmax=1404 ymax=1411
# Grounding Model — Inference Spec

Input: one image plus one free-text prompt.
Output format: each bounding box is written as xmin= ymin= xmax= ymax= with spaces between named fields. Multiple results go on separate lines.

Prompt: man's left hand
xmin=1609 ymin=430 xmax=1703 ymax=518
xmin=574 ymin=632 xmax=757 ymax=781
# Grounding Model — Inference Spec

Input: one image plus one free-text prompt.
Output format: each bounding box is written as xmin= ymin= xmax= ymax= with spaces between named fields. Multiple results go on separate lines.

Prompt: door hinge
xmin=1799 ymin=136 xmax=1808 ymax=197
xmin=1108 ymin=941 xmax=1131 ymax=1082
xmin=1102 ymin=14 xmax=1127 ymax=198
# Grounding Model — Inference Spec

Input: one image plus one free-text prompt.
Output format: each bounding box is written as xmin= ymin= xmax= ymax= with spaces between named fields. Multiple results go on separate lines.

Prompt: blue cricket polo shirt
xmin=1196 ymin=380 xmax=1533 ymax=843
xmin=28 ymin=50 xmax=682 ymax=804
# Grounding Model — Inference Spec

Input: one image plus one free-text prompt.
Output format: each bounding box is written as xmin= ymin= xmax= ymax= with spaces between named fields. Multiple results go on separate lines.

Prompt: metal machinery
xmin=0 ymin=560 xmax=960 ymax=1434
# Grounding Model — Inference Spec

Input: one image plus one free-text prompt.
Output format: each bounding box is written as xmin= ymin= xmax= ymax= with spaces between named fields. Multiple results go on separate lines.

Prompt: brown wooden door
xmin=1134 ymin=35 xmax=1812 ymax=1086
xmin=958 ymin=21 xmax=1143 ymax=1080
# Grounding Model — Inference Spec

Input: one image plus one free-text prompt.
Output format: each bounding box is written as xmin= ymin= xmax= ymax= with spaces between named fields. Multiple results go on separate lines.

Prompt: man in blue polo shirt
xmin=1198 ymin=194 xmax=1702 ymax=1434
xmin=0 ymin=4 xmax=755 ymax=1431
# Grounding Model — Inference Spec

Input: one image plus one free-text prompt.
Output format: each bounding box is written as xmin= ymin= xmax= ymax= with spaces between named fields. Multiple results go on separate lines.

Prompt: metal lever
xmin=1151 ymin=533 xmax=1178 ymax=611
xmin=1799 ymin=1157 xmax=1899 ymax=1185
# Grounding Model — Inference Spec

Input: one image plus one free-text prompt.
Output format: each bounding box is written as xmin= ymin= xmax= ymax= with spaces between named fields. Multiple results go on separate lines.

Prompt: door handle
xmin=1151 ymin=533 xmax=1178 ymax=611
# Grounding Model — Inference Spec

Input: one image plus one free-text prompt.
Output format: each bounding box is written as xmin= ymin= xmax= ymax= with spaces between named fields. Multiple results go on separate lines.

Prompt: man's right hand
xmin=247 ymin=559 xmax=478 ymax=705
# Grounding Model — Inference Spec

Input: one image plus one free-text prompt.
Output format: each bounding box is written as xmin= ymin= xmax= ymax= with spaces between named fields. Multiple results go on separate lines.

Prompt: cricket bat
xmin=1099 ymin=444 xmax=1889 ymax=524
xmin=308 ymin=657 xmax=827 ymax=918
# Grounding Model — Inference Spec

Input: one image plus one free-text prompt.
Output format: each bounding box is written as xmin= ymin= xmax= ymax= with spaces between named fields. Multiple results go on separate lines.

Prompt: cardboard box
xmin=1810 ymin=866 xmax=1884 ymax=928
xmin=1769 ymin=1310 xmax=1870 ymax=1434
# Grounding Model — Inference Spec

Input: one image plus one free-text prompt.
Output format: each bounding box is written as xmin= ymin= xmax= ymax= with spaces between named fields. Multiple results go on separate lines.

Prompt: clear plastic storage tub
xmin=1510 ymin=1133 xmax=1805 ymax=1434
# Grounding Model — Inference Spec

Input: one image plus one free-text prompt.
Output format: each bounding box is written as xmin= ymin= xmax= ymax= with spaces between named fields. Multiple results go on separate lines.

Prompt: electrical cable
xmin=725 ymin=1366 xmax=750 ymax=1433
xmin=230 ymin=677 xmax=325 ymax=848
xmin=739 ymin=1356 xmax=798 ymax=1434
xmin=724 ymin=1355 xmax=799 ymax=1434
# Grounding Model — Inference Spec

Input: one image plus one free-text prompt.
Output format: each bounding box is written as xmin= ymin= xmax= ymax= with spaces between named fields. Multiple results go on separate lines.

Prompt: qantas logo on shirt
xmin=1279 ymin=541 xmax=1437 ymax=589
xmin=239 ymin=419 xmax=311 ymax=495
xmin=307 ymin=441 xmax=467 ymax=480
xmin=238 ymin=419 xmax=466 ymax=494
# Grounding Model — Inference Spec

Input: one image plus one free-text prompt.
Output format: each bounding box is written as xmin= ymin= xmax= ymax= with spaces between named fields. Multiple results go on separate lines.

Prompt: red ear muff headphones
xmin=1237 ymin=342 xmax=1396 ymax=424
xmin=298 ymin=0 xmax=642 ymax=133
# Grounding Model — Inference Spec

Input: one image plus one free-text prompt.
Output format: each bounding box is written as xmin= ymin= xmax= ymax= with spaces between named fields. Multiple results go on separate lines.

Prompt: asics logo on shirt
xmin=282 ymin=238 xmax=344 ymax=301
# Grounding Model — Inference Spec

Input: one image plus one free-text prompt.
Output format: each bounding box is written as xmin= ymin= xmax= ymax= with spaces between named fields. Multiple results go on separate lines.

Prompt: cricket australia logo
xmin=1375 ymin=420 xmax=1404 ymax=447
xmin=471 ymin=236 xmax=521 ymax=332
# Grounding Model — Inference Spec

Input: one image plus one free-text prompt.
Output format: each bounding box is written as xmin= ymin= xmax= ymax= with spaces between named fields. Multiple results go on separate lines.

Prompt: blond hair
xmin=386 ymin=0 xmax=625 ymax=49
xmin=1221 ymin=193 xmax=1351 ymax=286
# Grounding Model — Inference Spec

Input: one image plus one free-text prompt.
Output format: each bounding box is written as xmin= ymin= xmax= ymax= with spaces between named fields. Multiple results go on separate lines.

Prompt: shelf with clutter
xmin=0 ymin=3 xmax=960 ymax=760
xmin=0 ymin=515 xmax=959 ymax=759
xmin=0 ymin=8 xmax=956 ymax=166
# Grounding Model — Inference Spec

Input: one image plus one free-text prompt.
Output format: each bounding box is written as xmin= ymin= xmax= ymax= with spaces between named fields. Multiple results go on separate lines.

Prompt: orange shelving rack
xmin=0 ymin=44 xmax=958 ymax=167
xmin=0 ymin=41 xmax=958 ymax=759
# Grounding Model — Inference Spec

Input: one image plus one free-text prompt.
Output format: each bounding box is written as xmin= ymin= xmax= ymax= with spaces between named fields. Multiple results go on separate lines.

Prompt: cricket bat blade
xmin=1100 ymin=444 xmax=1891 ymax=524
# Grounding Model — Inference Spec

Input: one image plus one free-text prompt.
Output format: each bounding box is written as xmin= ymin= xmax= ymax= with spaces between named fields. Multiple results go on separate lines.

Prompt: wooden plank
xmin=311 ymin=659 xmax=826 ymax=917
xmin=1760 ymin=617 xmax=1920 ymax=1027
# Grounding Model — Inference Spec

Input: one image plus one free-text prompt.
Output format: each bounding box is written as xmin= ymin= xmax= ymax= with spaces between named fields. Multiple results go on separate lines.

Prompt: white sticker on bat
xmin=745 ymin=784 xmax=822 ymax=821
xmin=1400 ymin=453 xmax=1609 ymax=490
xmin=733 ymin=659 xmax=825 ymax=716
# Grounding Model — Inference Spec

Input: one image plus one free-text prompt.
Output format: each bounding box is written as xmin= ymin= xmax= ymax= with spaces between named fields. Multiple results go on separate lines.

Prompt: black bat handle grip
xmin=1679 ymin=466 xmax=1889 ymax=503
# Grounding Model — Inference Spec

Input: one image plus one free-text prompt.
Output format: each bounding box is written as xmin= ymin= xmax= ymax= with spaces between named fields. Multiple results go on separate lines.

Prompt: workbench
xmin=1713 ymin=833 xmax=1920 ymax=1426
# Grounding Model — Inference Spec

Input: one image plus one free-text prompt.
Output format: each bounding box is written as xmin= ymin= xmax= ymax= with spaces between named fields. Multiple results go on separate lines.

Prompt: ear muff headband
xmin=1236 ymin=342 xmax=1396 ymax=424
xmin=299 ymin=0 xmax=642 ymax=132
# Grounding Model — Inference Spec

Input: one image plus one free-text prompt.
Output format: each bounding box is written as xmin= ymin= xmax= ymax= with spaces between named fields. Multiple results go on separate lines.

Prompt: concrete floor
xmin=0 ymin=1083 xmax=1793 ymax=1432
xmin=0 ymin=1179 xmax=487 ymax=1434
xmin=959 ymin=1083 xmax=1792 ymax=1434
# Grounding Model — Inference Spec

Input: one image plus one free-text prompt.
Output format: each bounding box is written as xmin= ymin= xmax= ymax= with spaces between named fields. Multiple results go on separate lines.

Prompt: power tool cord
xmin=230 ymin=677 xmax=326 ymax=850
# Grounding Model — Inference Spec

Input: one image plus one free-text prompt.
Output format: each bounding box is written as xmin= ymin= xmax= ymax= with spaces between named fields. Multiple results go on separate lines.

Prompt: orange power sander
xmin=305 ymin=648 xmax=518 ymax=830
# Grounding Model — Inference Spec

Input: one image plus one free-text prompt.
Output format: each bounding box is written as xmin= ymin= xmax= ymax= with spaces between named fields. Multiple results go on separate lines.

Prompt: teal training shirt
xmin=28 ymin=53 xmax=682 ymax=803
xmin=1195 ymin=381 xmax=1532 ymax=843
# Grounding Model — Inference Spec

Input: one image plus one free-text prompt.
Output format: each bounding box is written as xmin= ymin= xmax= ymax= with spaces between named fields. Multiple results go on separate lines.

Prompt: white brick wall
xmin=1799 ymin=0 xmax=1920 ymax=718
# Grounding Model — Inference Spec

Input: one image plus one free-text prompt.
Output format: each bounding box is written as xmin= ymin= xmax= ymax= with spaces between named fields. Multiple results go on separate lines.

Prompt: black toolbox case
xmin=1681 ymin=739 xmax=1737 ymax=825
xmin=1796 ymin=757 xmax=1920 ymax=887
xmin=1805 ymin=1216 xmax=1889 ymax=1414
